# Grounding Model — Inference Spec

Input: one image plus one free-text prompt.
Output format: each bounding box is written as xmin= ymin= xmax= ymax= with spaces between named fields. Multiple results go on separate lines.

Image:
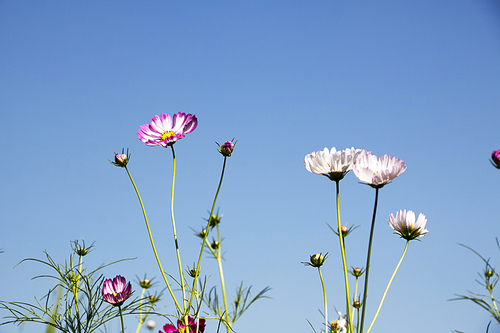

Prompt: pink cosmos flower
xmin=491 ymin=149 xmax=500 ymax=169
xmin=138 ymin=112 xmax=198 ymax=147
xmin=160 ymin=316 xmax=206 ymax=333
xmin=102 ymin=275 xmax=132 ymax=306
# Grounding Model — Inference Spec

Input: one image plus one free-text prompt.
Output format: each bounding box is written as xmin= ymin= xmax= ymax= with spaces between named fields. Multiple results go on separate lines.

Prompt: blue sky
xmin=1 ymin=1 xmax=500 ymax=332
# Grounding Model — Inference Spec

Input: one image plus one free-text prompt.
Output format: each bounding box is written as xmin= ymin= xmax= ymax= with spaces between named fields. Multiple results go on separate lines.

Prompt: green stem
xmin=489 ymin=287 xmax=500 ymax=319
xmin=119 ymin=305 xmax=125 ymax=333
xmin=169 ymin=146 xmax=187 ymax=312
xmin=75 ymin=255 xmax=83 ymax=333
xmin=124 ymin=166 xmax=181 ymax=312
xmin=351 ymin=277 xmax=359 ymax=323
xmin=359 ymin=187 xmax=379 ymax=333
xmin=215 ymin=224 xmax=231 ymax=333
xmin=187 ymin=156 xmax=228 ymax=312
xmin=365 ymin=241 xmax=409 ymax=333
xmin=335 ymin=180 xmax=353 ymax=333
xmin=318 ymin=267 xmax=328 ymax=333
xmin=134 ymin=287 xmax=146 ymax=333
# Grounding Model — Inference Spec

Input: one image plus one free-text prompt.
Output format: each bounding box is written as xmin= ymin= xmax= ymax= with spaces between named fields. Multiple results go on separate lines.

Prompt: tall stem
xmin=359 ymin=187 xmax=379 ymax=333
xmin=169 ymin=146 xmax=187 ymax=312
xmin=124 ymin=166 xmax=181 ymax=312
xmin=366 ymin=241 xmax=409 ymax=333
xmin=217 ymin=253 xmax=230 ymax=333
xmin=188 ymin=156 xmax=228 ymax=311
xmin=134 ymin=287 xmax=146 ymax=333
xmin=318 ymin=267 xmax=328 ymax=333
xmin=335 ymin=180 xmax=353 ymax=332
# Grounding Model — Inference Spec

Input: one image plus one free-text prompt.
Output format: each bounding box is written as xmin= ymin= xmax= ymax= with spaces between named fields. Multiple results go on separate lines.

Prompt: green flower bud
xmin=140 ymin=279 xmax=152 ymax=288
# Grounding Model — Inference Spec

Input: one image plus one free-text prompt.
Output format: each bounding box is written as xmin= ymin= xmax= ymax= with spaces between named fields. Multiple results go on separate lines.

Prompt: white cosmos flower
xmin=388 ymin=209 xmax=428 ymax=241
xmin=330 ymin=311 xmax=347 ymax=332
xmin=353 ymin=152 xmax=406 ymax=188
xmin=304 ymin=147 xmax=366 ymax=181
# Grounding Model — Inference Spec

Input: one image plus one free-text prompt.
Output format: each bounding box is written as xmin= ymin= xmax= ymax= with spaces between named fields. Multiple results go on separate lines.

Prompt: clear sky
xmin=1 ymin=1 xmax=500 ymax=332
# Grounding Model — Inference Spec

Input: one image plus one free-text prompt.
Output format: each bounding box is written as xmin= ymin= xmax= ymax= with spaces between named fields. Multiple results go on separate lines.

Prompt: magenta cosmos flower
xmin=160 ymin=316 xmax=206 ymax=333
xmin=352 ymin=152 xmax=406 ymax=188
xmin=491 ymin=149 xmax=500 ymax=169
xmin=102 ymin=275 xmax=132 ymax=306
xmin=137 ymin=112 xmax=198 ymax=147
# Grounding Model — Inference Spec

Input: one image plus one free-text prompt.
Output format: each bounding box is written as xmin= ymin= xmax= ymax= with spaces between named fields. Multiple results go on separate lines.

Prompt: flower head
xmin=388 ymin=209 xmax=428 ymax=241
xmin=138 ymin=112 xmax=197 ymax=147
xmin=304 ymin=147 xmax=366 ymax=181
xmin=353 ymin=152 xmax=406 ymax=188
xmin=491 ymin=149 xmax=500 ymax=169
xmin=159 ymin=316 xmax=206 ymax=333
xmin=217 ymin=139 xmax=236 ymax=157
xmin=102 ymin=275 xmax=132 ymax=306
xmin=330 ymin=312 xmax=347 ymax=333
xmin=109 ymin=148 xmax=130 ymax=168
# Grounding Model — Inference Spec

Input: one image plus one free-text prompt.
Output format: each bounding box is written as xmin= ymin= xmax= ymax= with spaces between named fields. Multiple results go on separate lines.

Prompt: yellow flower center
xmin=161 ymin=131 xmax=176 ymax=141
xmin=178 ymin=328 xmax=186 ymax=333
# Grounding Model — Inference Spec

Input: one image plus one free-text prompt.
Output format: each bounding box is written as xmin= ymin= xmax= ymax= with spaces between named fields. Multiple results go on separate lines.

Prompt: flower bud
xmin=211 ymin=240 xmax=220 ymax=250
xmin=148 ymin=295 xmax=159 ymax=303
xmin=353 ymin=300 xmax=362 ymax=309
xmin=485 ymin=270 xmax=494 ymax=278
xmin=140 ymin=279 xmax=152 ymax=289
xmin=72 ymin=240 xmax=93 ymax=257
xmin=196 ymin=229 xmax=208 ymax=239
xmin=208 ymin=214 xmax=222 ymax=229
xmin=217 ymin=139 xmax=236 ymax=157
xmin=352 ymin=267 xmax=364 ymax=277
xmin=340 ymin=225 xmax=348 ymax=237
xmin=491 ymin=149 xmax=500 ymax=169
xmin=110 ymin=149 xmax=130 ymax=168
xmin=188 ymin=268 xmax=200 ymax=278
xmin=308 ymin=253 xmax=327 ymax=267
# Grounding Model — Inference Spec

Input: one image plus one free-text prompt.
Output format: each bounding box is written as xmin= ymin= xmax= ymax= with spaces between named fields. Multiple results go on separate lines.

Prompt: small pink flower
xmin=160 ymin=316 xmax=206 ymax=333
xmin=102 ymin=275 xmax=132 ymax=306
xmin=138 ymin=112 xmax=197 ymax=147
xmin=491 ymin=149 xmax=500 ymax=169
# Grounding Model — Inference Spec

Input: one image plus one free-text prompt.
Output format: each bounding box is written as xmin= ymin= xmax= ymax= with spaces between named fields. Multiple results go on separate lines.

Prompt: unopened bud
xmin=353 ymin=301 xmax=362 ymax=309
xmin=110 ymin=149 xmax=130 ymax=168
xmin=352 ymin=267 xmax=364 ymax=277
xmin=218 ymin=140 xmax=236 ymax=157
xmin=140 ymin=279 xmax=152 ymax=288
xmin=309 ymin=253 xmax=326 ymax=267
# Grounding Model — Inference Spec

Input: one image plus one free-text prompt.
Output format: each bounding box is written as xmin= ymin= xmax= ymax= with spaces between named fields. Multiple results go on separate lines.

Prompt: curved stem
xmin=318 ymin=267 xmax=328 ymax=333
xmin=124 ymin=166 xmax=181 ymax=312
xmin=359 ymin=187 xmax=379 ymax=333
xmin=169 ymin=145 xmax=187 ymax=312
xmin=366 ymin=241 xmax=409 ymax=333
xmin=335 ymin=180 xmax=353 ymax=332
xmin=188 ymin=156 xmax=228 ymax=312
